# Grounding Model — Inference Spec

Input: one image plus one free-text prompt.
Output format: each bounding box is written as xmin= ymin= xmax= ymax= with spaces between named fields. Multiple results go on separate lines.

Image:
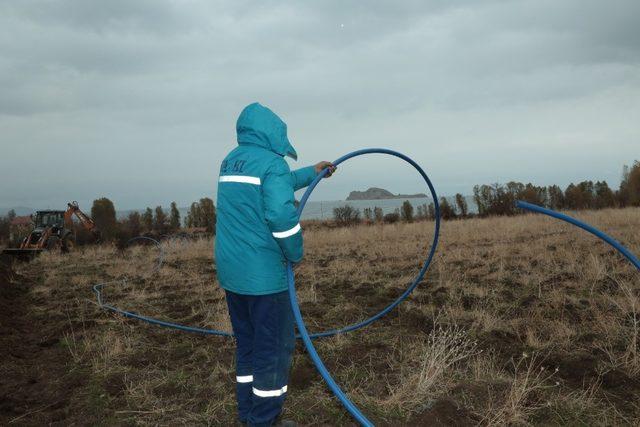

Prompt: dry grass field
xmin=1 ymin=208 xmax=639 ymax=425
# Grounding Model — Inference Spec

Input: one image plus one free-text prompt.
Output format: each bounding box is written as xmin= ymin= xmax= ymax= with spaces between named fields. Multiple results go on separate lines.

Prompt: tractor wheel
xmin=62 ymin=234 xmax=75 ymax=253
xmin=46 ymin=236 xmax=60 ymax=250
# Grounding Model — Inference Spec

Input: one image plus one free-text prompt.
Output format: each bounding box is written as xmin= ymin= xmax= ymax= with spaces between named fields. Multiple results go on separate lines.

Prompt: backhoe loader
xmin=2 ymin=202 xmax=100 ymax=260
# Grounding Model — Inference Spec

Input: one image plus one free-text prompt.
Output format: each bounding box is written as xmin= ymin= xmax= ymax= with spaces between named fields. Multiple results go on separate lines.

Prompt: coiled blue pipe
xmin=516 ymin=201 xmax=640 ymax=271
xmin=288 ymin=148 xmax=441 ymax=426
xmin=94 ymin=150 xmax=440 ymax=340
xmin=93 ymin=148 xmax=441 ymax=425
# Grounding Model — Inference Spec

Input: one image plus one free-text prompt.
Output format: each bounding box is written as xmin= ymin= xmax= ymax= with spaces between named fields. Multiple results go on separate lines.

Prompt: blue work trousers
xmin=225 ymin=290 xmax=295 ymax=427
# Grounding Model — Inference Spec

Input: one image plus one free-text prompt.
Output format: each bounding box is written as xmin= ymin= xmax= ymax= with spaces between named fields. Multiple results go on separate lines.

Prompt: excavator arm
xmin=65 ymin=202 xmax=100 ymax=239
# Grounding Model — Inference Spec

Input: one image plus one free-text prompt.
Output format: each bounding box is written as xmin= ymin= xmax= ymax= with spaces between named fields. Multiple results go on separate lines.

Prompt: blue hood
xmin=236 ymin=103 xmax=298 ymax=160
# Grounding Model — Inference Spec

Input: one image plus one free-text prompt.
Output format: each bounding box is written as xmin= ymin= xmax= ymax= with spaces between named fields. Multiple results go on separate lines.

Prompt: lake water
xmin=299 ymin=196 xmax=478 ymax=220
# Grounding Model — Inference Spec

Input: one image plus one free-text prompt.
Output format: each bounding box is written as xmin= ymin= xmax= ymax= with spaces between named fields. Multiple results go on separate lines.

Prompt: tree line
xmin=332 ymin=195 xmax=466 ymax=226
xmin=2 ymin=161 xmax=639 ymax=243
xmin=473 ymin=160 xmax=640 ymax=217
xmin=332 ymin=161 xmax=640 ymax=225
xmin=0 ymin=198 xmax=217 ymax=246
xmin=93 ymin=197 xmax=216 ymax=242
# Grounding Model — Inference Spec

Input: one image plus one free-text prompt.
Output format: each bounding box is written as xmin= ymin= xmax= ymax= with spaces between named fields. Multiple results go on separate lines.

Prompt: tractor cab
xmin=33 ymin=211 xmax=66 ymax=230
xmin=25 ymin=210 xmax=66 ymax=246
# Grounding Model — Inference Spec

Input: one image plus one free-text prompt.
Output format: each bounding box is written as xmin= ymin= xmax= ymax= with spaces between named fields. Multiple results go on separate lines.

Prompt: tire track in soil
xmin=0 ymin=255 xmax=84 ymax=425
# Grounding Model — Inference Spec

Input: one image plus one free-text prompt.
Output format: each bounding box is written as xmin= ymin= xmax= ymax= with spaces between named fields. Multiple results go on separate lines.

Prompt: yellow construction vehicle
xmin=2 ymin=202 xmax=100 ymax=260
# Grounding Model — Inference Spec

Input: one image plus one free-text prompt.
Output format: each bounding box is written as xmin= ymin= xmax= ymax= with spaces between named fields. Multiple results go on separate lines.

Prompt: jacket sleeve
xmin=263 ymin=160 xmax=304 ymax=263
xmin=290 ymin=166 xmax=317 ymax=192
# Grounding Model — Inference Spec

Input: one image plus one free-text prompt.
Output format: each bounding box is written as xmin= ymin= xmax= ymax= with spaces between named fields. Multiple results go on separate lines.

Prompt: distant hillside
xmin=346 ymin=187 xmax=428 ymax=201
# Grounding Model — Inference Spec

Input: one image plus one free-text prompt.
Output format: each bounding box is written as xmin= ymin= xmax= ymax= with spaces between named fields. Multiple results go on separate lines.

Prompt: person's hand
xmin=314 ymin=161 xmax=337 ymax=177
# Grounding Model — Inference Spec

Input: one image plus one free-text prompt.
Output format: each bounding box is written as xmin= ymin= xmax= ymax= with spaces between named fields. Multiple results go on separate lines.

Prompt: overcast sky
xmin=1 ymin=0 xmax=639 ymax=211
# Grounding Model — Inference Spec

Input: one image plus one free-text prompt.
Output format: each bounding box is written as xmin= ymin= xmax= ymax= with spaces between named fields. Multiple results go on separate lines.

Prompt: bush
xmin=373 ymin=207 xmax=383 ymax=223
xmin=440 ymin=197 xmax=457 ymax=220
xmin=454 ymin=194 xmax=468 ymax=217
xmin=142 ymin=207 xmax=154 ymax=232
xmin=124 ymin=212 xmax=142 ymax=237
xmin=169 ymin=202 xmax=181 ymax=231
xmin=428 ymin=203 xmax=436 ymax=220
xmin=383 ymin=212 xmax=400 ymax=224
xmin=185 ymin=198 xmax=216 ymax=233
xmin=91 ymin=198 xmax=117 ymax=240
xmin=74 ymin=223 xmax=99 ymax=246
xmin=363 ymin=207 xmax=373 ymax=223
xmin=333 ymin=205 xmax=361 ymax=227
xmin=401 ymin=200 xmax=414 ymax=222
xmin=154 ymin=206 xmax=168 ymax=234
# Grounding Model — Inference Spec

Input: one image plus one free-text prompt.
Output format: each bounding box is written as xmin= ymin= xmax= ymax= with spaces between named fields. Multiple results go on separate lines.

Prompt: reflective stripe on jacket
xmin=215 ymin=103 xmax=317 ymax=295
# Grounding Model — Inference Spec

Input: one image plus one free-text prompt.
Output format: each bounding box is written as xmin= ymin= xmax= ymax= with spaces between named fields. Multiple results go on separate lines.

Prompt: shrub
xmin=439 ymin=197 xmax=457 ymax=220
xmin=455 ymin=194 xmax=468 ymax=217
xmin=91 ymin=198 xmax=117 ymax=240
xmin=185 ymin=198 xmax=216 ymax=233
xmin=373 ymin=206 xmax=384 ymax=223
xmin=154 ymin=206 xmax=168 ymax=234
xmin=333 ymin=205 xmax=361 ymax=227
xmin=363 ymin=207 xmax=373 ymax=223
xmin=401 ymin=200 xmax=414 ymax=222
xmin=169 ymin=202 xmax=181 ymax=231
xmin=142 ymin=207 xmax=154 ymax=232
xmin=427 ymin=203 xmax=436 ymax=220
xmin=383 ymin=212 xmax=400 ymax=224
xmin=125 ymin=211 xmax=142 ymax=237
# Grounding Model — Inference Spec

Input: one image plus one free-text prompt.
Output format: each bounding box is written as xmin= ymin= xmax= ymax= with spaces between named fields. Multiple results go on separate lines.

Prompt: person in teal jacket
xmin=215 ymin=102 xmax=335 ymax=427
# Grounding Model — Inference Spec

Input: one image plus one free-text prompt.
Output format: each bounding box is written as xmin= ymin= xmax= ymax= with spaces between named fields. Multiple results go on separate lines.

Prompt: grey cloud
xmin=2 ymin=0 xmax=199 ymax=35
xmin=0 ymin=0 xmax=638 ymax=209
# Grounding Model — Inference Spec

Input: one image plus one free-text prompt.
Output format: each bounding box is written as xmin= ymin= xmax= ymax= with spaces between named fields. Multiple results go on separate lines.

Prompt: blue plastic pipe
xmin=93 ymin=149 xmax=441 ymax=426
xmin=288 ymin=148 xmax=441 ymax=426
xmin=93 ymin=284 xmax=234 ymax=337
xmin=516 ymin=201 xmax=640 ymax=271
xmin=94 ymin=150 xmax=440 ymax=341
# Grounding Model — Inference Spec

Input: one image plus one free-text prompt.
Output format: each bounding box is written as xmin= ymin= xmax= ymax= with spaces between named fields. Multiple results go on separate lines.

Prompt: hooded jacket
xmin=215 ymin=103 xmax=318 ymax=295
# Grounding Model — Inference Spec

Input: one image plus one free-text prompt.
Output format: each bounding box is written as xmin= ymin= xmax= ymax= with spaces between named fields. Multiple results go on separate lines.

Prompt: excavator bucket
xmin=1 ymin=248 xmax=44 ymax=262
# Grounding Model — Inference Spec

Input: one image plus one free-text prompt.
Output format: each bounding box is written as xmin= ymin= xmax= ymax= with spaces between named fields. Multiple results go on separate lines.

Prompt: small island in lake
xmin=346 ymin=187 xmax=428 ymax=201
